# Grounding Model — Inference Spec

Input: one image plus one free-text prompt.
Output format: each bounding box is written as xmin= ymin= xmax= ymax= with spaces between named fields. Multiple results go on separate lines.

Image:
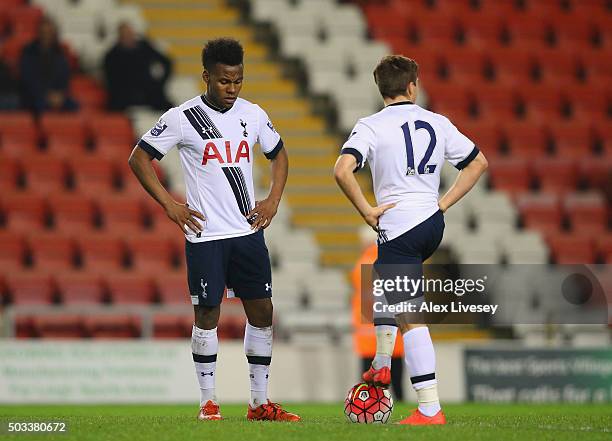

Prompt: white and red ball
xmin=344 ymin=383 xmax=393 ymax=424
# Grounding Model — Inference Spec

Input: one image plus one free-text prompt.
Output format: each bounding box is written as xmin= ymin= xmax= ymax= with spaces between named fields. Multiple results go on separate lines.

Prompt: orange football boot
xmin=197 ymin=400 xmax=222 ymax=421
xmin=397 ymin=408 xmax=446 ymax=425
xmin=247 ymin=400 xmax=301 ymax=422
xmin=362 ymin=365 xmax=391 ymax=388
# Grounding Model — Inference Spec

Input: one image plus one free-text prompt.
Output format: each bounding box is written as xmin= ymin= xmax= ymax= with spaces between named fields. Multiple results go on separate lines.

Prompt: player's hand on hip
xmin=165 ymin=201 xmax=205 ymax=234
xmin=363 ymin=203 xmax=395 ymax=231
xmin=247 ymin=198 xmax=278 ymax=230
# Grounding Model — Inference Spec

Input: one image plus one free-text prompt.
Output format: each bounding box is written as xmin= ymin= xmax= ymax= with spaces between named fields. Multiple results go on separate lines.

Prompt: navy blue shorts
xmin=373 ymin=210 xmax=444 ymax=315
xmin=376 ymin=209 xmax=445 ymax=265
xmin=185 ymin=230 xmax=272 ymax=307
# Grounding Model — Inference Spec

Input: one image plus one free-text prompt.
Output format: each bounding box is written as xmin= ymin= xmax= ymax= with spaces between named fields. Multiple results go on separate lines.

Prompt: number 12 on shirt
xmin=400 ymin=120 xmax=437 ymax=177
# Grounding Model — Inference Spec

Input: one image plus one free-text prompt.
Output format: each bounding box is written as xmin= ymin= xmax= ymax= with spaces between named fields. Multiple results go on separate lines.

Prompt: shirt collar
xmin=201 ymin=94 xmax=232 ymax=113
xmin=386 ymin=100 xmax=415 ymax=107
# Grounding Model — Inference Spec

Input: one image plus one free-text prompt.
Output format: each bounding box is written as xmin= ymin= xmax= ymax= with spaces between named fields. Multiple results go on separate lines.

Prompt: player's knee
xmin=395 ymin=312 xmax=426 ymax=334
xmin=247 ymin=299 xmax=273 ymax=327
xmin=194 ymin=305 xmax=220 ymax=329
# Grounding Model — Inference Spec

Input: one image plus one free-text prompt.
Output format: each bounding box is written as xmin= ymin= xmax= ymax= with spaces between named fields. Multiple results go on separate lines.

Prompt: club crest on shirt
xmin=240 ymin=119 xmax=248 ymax=137
xmin=150 ymin=119 xmax=168 ymax=137
xmin=266 ymin=121 xmax=276 ymax=133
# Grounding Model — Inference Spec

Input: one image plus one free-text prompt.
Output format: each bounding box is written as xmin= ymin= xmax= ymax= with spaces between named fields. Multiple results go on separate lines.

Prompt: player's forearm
xmin=439 ymin=153 xmax=488 ymax=212
xmin=128 ymin=147 xmax=174 ymax=209
xmin=334 ymin=165 xmax=371 ymax=218
xmin=267 ymin=147 xmax=288 ymax=203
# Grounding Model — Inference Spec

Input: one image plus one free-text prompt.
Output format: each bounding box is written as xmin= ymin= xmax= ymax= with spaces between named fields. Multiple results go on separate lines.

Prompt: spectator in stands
xmin=0 ymin=59 xmax=19 ymax=110
xmin=19 ymin=17 xmax=78 ymax=114
xmin=103 ymin=22 xmax=173 ymax=111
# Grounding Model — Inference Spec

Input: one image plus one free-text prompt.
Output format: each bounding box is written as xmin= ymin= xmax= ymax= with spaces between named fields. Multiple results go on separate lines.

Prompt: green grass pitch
xmin=1 ymin=403 xmax=611 ymax=441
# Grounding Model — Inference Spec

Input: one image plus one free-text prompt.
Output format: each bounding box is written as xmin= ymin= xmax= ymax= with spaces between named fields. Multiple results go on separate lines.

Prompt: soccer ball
xmin=344 ymin=383 xmax=393 ymax=424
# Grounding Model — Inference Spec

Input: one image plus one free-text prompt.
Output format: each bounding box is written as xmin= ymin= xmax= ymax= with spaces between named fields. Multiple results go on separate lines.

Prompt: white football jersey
xmin=139 ymin=95 xmax=283 ymax=242
xmin=341 ymin=102 xmax=478 ymax=243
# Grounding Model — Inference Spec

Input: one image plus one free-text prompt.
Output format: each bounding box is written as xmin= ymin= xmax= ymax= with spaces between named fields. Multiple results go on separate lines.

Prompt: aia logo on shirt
xmin=202 ymin=140 xmax=250 ymax=165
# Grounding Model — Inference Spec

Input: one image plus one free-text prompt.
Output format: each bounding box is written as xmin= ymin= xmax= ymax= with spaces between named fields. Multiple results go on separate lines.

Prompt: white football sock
xmin=244 ymin=322 xmax=272 ymax=407
xmin=372 ymin=325 xmax=397 ymax=369
xmin=403 ymin=326 xmax=441 ymax=417
xmin=191 ymin=325 xmax=218 ymax=406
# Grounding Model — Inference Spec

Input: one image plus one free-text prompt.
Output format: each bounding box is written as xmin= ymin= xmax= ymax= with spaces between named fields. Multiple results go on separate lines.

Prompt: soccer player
xmin=128 ymin=38 xmax=300 ymax=422
xmin=334 ymin=55 xmax=488 ymax=425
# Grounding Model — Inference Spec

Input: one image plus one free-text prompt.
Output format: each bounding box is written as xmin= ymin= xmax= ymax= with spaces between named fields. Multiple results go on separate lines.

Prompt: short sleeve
xmin=443 ymin=119 xmax=479 ymax=170
xmin=257 ymin=106 xmax=283 ymax=160
xmin=138 ymin=107 xmax=182 ymax=160
xmin=341 ymin=120 xmax=375 ymax=172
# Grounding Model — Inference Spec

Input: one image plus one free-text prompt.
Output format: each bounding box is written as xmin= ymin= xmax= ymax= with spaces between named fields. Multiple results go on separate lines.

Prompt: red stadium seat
xmin=40 ymin=114 xmax=88 ymax=146
xmin=1 ymin=192 xmax=47 ymax=232
xmin=94 ymin=139 xmax=133 ymax=161
xmin=517 ymin=192 xmax=563 ymax=233
xmin=478 ymin=0 xmax=519 ymax=16
xmin=0 ymin=35 xmax=31 ymax=71
xmin=578 ymin=156 xmax=612 ymax=190
xmin=78 ymin=234 xmax=126 ymax=271
xmin=459 ymin=15 xmax=506 ymax=48
xmin=457 ymin=121 xmax=502 ymax=156
xmin=153 ymin=313 xmax=191 ymax=339
xmin=45 ymin=138 xmax=88 ymax=158
xmin=548 ymin=122 xmax=595 ymax=158
xmin=412 ymin=14 xmax=460 ymax=48
xmin=0 ymin=112 xmax=38 ymax=147
xmin=88 ymin=113 xmax=134 ymax=145
xmin=535 ymin=48 xmax=581 ymax=85
xmin=8 ymin=6 xmax=43 ymax=37
xmin=69 ymin=155 xmax=117 ymax=196
xmin=430 ymin=0 xmax=475 ymax=14
xmin=0 ymin=137 xmax=38 ymax=158
xmin=85 ymin=315 xmax=141 ymax=339
xmin=425 ymin=83 xmax=474 ymax=121
xmin=116 ymin=150 xmax=165 ymax=194
xmin=33 ymin=314 xmax=85 ymax=339
xmin=47 ymin=194 xmax=96 ymax=233
xmin=96 ymin=195 xmax=146 ymax=234
xmin=21 ymin=155 xmax=68 ymax=194
xmin=0 ymin=157 xmax=21 ymax=191
xmin=564 ymin=192 xmax=608 ymax=234
xmin=598 ymin=234 xmax=612 ymax=262
xmin=0 ymin=231 xmax=26 ymax=271
xmin=488 ymin=48 xmax=537 ymax=86
xmin=15 ymin=316 xmax=36 ymax=338
xmin=546 ymin=233 xmax=596 ymax=264
xmin=126 ymin=235 xmax=175 ymax=271
xmin=71 ymin=76 xmax=107 ymax=110
xmin=506 ymin=15 xmax=554 ymax=51
xmin=5 ymin=272 xmax=54 ymax=305
xmin=155 ymin=273 xmax=190 ymax=305
xmin=473 ymin=84 xmax=520 ymax=122
xmin=520 ymin=84 xmax=567 ymax=121
xmin=55 ymin=272 xmax=105 ymax=305
xmin=566 ymin=83 xmax=610 ymax=124
xmin=502 ymin=121 xmax=549 ymax=158
xmin=488 ymin=157 xmax=532 ymax=194
xmin=532 ymin=157 xmax=578 ymax=194
xmin=28 ymin=233 xmax=76 ymax=271
xmin=523 ymin=0 xmax=569 ymax=15
xmin=444 ymin=49 xmax=490 ymax=85
xmin=551 ymin=16 xmax=598 ymax=51
xmin=106 ymin=273 xmax=154 ymax=305
xmin=364 ymin=5 xmax=411 ymax=39
xmin=582 ymin=50 xmax=612 ymax=86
